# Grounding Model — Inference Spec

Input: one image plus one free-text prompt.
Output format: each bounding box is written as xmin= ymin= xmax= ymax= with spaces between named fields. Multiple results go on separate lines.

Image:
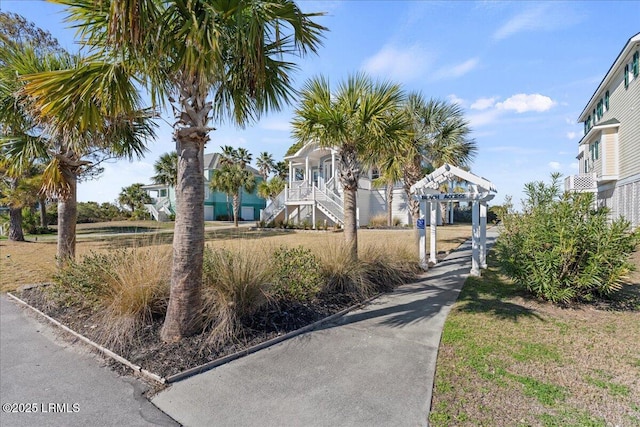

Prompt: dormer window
xmin=634 ymin=51 xmax=639 ymax=77
xmin=625 ymin=63 xmax=630 ymax=88
xmin=604 ymin=90 xmax=609 ymax=111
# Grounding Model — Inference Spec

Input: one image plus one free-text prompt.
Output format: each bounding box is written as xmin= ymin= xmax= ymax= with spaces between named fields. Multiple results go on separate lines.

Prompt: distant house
xmin=261 ymin=141 xmax=435 ymax=227
xmin=143 ymin=152 xmax=266 ymax=222
xmin=565 ymin=32 xmax=640 ymax=229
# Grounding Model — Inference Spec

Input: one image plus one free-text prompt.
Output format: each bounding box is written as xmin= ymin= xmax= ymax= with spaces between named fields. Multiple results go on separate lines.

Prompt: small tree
xmin=496 ymin=173 xmax=639 ymax=304
xmin=118 ymin=183 xmax=152 ymax=218
xmin=257 ymin=176 xmax=285 ymax=203
xmin=210 ymin=164 xmax=256 ymax=227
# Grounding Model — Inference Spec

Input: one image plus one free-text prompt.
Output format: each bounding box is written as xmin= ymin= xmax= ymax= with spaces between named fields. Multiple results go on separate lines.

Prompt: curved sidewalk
xmin=152 ymin=228 xmax=499 ymax=427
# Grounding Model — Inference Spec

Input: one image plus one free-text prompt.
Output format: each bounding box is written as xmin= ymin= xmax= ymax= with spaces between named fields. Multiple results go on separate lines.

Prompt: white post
xmin=288 ymin=161 xmax=293 ymax=186
xmin=305 ymin=156 xmax=310 ymax=184
xmin=480 ymin=201 xmax=487 ymax=269
xmin=470 ymin=200 xmax=481 ymax=276
xmin=430 ymin=201 xmax=438 ymax=265
xmin=284 ymin=184 xmax=288 ymax=202
xmin=331 ymin=151 xmax=336 ymax=182
xmin=312 ymin=187 xmax=317 ymax=230
xmin=418 ymin=199 xmax=428 ymax=270
xmin=449 ymin=201 xmax=454 ymax=224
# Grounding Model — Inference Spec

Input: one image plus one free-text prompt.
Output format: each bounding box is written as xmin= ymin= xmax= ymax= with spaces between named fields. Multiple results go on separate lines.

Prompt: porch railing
xmin=565 ymin=173 xmax=597 ymax=192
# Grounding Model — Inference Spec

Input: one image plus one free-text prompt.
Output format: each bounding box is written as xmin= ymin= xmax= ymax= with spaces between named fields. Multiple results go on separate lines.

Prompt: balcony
xmin=564 ymin=173 xmax=597 ymax=192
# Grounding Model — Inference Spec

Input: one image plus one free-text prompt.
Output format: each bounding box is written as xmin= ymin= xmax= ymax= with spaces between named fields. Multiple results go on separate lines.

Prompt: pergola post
xmin=305 ymin=156 xmax=310 ymax=184
xmin=480 ymin=201 xmax=487 ymax=269
xmin=418 ymin=200 xmax=428 ymax=270
xmin=429 ymin=201 xmax=438 ymax=265
xmin=288 ymin=161 xmax=293 ymax=186
xmin=470 ymin=200 xmax=481 ymax=276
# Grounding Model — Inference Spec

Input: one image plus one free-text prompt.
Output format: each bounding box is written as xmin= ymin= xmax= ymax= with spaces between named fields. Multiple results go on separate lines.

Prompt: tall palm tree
xmin=371 ymin=155 xmax=403 ymax=227
xmin=152 ymin=151 xmax=178 ymax=187
xmin=256 ymin=151 xmax=275 ymax=180
xmin=52 ymin=0 xmax=326 ymax=341
xmin=400 ymin=94 xmax=477 ymax=225
xmin=291 ymin=74 xmax=408 ymax=259
xmin=210 ymin=164 xmax=256 ymax=227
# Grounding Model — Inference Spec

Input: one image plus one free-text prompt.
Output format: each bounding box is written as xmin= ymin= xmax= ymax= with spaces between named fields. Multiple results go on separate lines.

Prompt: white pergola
xmin=410 ymin=164 xmax=497 ymax=276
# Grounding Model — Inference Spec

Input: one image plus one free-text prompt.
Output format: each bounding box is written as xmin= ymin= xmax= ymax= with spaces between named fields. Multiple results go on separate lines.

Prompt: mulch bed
xmin=16 ymin=286 xmax=357 ymax=379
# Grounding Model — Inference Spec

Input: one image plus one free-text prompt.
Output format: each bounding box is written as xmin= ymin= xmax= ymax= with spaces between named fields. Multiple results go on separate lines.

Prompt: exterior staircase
xmin=145 ymin=197 xmax=174 ymax=222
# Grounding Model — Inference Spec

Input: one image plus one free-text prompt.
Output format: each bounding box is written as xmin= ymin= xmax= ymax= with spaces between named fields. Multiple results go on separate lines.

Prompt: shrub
xmin=368 ymin=214 xmax=388 ymax=228
xmin=201 ymin=246 xmax=274 ymax=347
xmin=317 ymin=242 xmax=374 ymax=299
xmin=271 ymin=246 xmax=322 ymax=301
xmin=360 ymin=242 xmax=420 ymax=292
xmin=496 ymin=173 xmax=639 ymax=304
xmin=52 ymin=247 xmax=171 ymax=350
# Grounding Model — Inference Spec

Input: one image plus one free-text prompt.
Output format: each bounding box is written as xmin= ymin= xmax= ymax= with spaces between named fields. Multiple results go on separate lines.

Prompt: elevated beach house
xmin=565 ymin=32 xmax=640 ymax=229
xmin=143 ymin=152 xmax=265 ymax=222
xmin=260 ymin=141 xmax=437 ymax=227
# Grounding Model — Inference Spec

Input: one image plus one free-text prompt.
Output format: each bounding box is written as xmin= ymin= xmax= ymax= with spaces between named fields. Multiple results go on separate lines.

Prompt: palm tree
xmin=256 ymin=152 xmax=275 ymax=180
xmin=400 ymin=94 xmax=477 ymax=226
xmin=371 ymin=155 xmax=403 ymax=227
xmin=51 ymin=0 xmax=326 ymax=341
xmin=291 ymin=74 xmax=408 ymax=259
xmin=257 ymin=176 xmax=285 ymax=203
xmin=118 ymin=183 xmax=152 ymax=214
xmin=210 ymin=164 xmax=256 ymax=227
xmin=273 ymin=161 xmax=289 ymax=180
xmin=152 ymin=151 xmax=178 ymax=187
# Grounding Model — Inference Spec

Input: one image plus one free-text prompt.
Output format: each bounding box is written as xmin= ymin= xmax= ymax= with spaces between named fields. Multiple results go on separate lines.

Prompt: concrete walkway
xmin=152 ymin=228 xmax=499 ymax=427
xmin=0 ymin=296 xmax=178 ymax=427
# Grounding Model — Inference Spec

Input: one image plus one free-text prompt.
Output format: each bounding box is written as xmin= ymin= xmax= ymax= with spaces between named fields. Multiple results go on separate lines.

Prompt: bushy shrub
xmin=52 ymin=247 xmax=171 ymax=349
xmin=201 ymin=246 xmax=273 ymax=347
xmin=496 ymin=173 xmax=639 ymax=304
xmin=368 ymin=214 xmax=388 ymax=228
xmin=271 ymin=246 xmax=321 ymax=301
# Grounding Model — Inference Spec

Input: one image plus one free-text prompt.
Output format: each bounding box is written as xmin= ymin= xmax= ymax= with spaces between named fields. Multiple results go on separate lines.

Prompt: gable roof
xmin=410 ymin=164 xmax=497 ymax=194
xmin=578 ymin=32 xmax=640 ymax=122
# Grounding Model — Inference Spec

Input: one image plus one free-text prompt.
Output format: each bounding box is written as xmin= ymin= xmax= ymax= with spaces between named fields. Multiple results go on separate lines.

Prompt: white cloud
xmin=361 ymin=44 xmax=431 ymax=82
xmin=470 ymin=97 xmax=498 ymax=111
xmin=566 ymin=131 xmax=577 ymax=140
xmin=433 ymin=58 xmax=479 ymax=80
xmin=493 ymin=6 xmax=548 ymax=41
xmin=496 ymin=93 xmax=556 ymax=113
xmin=548 ymin=161 xmax=561 ymax=170
xmin=447 ymin=94 xmax=466 ymax=107
xmin=570 ymin=162 xmax=579 ymax=170
xmin=467 ymin=109 xmax=502 ymax=128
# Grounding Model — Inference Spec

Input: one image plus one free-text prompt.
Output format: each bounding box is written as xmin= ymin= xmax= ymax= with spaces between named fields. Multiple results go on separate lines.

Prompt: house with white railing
xmin=261 ymin=142 xmax=421 ymax=227
xmin=565 ymin=32 xmax=640 ymax=229
xmin=143 ymin=152 xmax=266 ymax=222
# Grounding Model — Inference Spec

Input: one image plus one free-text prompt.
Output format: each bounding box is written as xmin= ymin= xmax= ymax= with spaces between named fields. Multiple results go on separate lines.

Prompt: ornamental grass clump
xmin=360 ymin=242 xmax=420 ymax=292
xmin=496 ymin=173 xmax=639 ymax=304
xmin=53 ymin=247 xmax=171 ymax=350
xmin=201 ymin=245 xmax=274 ymax=348
xmin=317 ymin=242 xmax=375 ymax=299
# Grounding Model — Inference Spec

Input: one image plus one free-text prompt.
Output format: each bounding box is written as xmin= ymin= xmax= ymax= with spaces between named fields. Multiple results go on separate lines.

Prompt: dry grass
xmin=2 ymin=223 xmax=472 ymax=292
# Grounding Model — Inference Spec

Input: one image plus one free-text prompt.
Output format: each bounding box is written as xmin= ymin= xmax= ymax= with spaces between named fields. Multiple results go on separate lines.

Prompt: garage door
xmin=241 ymin=206 xmax=254 ymax=221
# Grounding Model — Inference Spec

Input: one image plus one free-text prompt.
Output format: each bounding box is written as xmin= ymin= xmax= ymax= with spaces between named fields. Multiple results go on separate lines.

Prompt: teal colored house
xmin=143 ymin=152 xmax=266 ymax=222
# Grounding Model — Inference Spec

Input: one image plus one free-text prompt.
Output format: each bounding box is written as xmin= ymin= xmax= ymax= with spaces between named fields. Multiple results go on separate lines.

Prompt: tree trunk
xmin=232 ymin=193 xmax=239 ymax=227
xmin=338 ymin=148 xmax=359 ymax=260
xmin=8 ymin=207 xmax=25 ymax=242
xmin=57 ymin=175 xmax=77 ymax=267
xmin=39 ymin=197 xmax=48 ymax=228
xmin=161 ymin=137 xmax=205 ymax=342
xmin=386 ymin=183 xmax=393 ymax=227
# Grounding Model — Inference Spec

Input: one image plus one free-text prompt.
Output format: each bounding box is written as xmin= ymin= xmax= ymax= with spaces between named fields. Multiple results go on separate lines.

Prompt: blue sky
xmin=3 ymin=1 xmax=640 ymax=208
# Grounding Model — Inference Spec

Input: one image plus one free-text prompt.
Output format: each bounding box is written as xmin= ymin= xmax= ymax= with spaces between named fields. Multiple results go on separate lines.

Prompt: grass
xmin=429 ymin=250 xmax=640 ymax=426
xmin=1 ymin=221 xmax=471 ymax=292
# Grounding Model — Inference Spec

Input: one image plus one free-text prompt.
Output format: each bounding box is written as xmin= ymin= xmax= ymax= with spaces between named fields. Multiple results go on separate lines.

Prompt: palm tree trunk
xmin=386 ymin=183 xmax=393 ymax=227
xmin=232 ymin=193 xmax=240 ymax=227
xmin=8 ymin=207 xmax=25 ymax=242
xmin=57 ymin=174 xmax=77 ymax=267
xmin=339 ymin=149 xmax=359 ymax=260
xmin=39 ymin=197 xmax=48 ymax=228
xmin=162 ymin=138 xmax=204 ymax=342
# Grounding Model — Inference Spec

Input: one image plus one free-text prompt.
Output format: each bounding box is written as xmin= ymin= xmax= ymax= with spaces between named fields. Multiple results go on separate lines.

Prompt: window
xmin=634 ymin=51 xmax=639 ymax=77
xmin=591 ymin=140 xmax=599 ymax=161
xmin=586 ymin=115 xmax=592 ymax=131
xmin=604 ymin=90 xmax=609 ymax=111
xmin=625 ymin=63 xmax=630 ymax=88
xmin=160 ymin=189 xmax=167 ymax=197
xmin=597 ymin=99 xmax=603 ymax=119
xmin=584 ymin=159 xmax=590 ymax=173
